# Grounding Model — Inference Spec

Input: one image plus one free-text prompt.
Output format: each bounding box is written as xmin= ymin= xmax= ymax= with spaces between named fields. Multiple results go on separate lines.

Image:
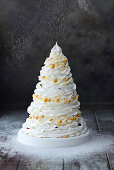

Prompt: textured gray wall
xmin=0 ymin=0 xmax=114 ymax=105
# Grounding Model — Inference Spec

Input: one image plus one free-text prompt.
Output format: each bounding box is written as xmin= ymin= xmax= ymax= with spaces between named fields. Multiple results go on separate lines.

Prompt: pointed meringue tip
xmin=50 ymin=42 xmax=62 ymax=54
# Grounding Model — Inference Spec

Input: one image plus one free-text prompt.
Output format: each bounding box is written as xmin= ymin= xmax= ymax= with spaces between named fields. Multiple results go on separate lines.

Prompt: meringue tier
xmin=39 ymin=43 xmax=73 ymax=86
xmin=22 ymin=117 xmax=87 ymax=138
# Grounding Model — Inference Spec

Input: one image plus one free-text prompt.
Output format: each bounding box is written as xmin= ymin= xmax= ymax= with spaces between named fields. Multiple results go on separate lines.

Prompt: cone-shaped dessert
xmin=18 ymin=43 xmax=89 ymax=146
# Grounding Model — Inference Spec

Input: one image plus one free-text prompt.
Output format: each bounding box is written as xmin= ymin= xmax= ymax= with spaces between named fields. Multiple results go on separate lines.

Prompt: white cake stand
xmin=17 ymin=129 xmax=90 ymax=148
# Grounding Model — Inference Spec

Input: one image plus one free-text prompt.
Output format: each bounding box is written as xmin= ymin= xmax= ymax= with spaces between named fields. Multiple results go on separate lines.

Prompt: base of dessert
xmin=17 ymin=129 xmax=90 ymax=148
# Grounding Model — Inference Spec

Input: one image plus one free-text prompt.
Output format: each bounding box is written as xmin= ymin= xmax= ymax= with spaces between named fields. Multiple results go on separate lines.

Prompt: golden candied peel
xmin=39 ymin=115 xmax=45 ymax=119
xmin=72 ymin=96 xmax=76 ymax=100
xmin=43 ymin=98 xmax=48 ymax=102
xmin=77 ymin=114 xmax=80 ymax=117
xmin=47 ymin=98 xmax=50 ymax=102
xmin=56 ymin=99 xmax=59 ymax=102
xmin=35 ymin=116 xmax=38 ymax=120
xmin=65 ymin=78 xmax=69 ymax=81
xmin=41 ymin=76 xmax=45 ymax=79
xmin=49 ymin=119 xmax=53 ymax=121
xmin=63 ymin=135 xmax=68 ymax=138
xmin=58 ymin=120 xmax=62 ymax=123
xmin=32 ymin=115 xmax=35 ymax=118
xmin=53 ymin=79 xmax=57 ymax=82
xmin=66 ymin=100 xmax=70 ymax=103
xmin=50 ymin=64 xmax=55 ymax=69
xmin=63 ymin=59 xmax=67 ymax=62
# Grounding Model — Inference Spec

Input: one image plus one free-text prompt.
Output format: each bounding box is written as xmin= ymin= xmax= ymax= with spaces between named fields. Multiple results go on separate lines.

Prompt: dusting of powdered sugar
xmin=13 ymin=133 xmax=114 ymax=160
xmin=0 ymin=119 xmax=113 ymax=161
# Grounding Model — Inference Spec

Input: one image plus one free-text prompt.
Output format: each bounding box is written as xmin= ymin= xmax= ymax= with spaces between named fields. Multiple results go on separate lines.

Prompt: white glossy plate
xmin=17 ymin=129 xmax=90 ymax=148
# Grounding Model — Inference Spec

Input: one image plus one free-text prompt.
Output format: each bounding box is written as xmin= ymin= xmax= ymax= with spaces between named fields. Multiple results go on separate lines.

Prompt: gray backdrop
xmin=0 ymin=0 xmax=114 ymax=106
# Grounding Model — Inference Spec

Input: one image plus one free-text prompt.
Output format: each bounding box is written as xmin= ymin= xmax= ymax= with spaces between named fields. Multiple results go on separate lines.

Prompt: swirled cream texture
xmin=21 ymin=43 xmax=88 ymax=138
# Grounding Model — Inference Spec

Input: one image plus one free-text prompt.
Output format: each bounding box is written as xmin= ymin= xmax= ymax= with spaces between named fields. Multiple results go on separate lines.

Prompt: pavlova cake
xmin=18 ymin=43 xmax=89 ymax=147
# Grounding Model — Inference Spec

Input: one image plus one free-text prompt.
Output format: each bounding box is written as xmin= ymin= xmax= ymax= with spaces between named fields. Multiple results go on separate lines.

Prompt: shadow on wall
xmin=0 ymin=0 xmax=114 ymax=105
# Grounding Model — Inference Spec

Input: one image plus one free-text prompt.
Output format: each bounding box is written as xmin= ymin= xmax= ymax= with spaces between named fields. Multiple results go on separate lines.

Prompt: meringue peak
xmin=50 ymin=42 xmax=62 ymax=56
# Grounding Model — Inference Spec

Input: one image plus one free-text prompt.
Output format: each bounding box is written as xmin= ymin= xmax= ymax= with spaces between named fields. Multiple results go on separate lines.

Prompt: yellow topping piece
xmin=36 ymin=95 xmax=38 ymax=97
xmin=66 ymin=100 xmax=70 ymax=103
xmin=41 ymin=115 xmax=44 ymax=118
xmin=33 ymin=115 xmax=35 ymax=118
xmin=56 ymin=99 xmax=59 ymax=102
xmin=77 ymin=114 xmax=80 ymax=117
xmin=73 ymin=117 xmax=77 ymax=120
xmin=64 ymin=135 xmax=68 ymax=138
xmin=35 ymin=116 xmax=38 ymax=120
xmin=29 ymin=116 xmax=32 ymax=119
xmin=63 ymin=59 xmax=67 ymax=62
xmin=43 ymin=98 xmax=47 ymax=102
xmin=41 ymin=76 xmax=45 ymax=79
xmin=53 ymin=79 xmax=57 ymax=83
xmin=56 ymin=64 xmax=59 ymax=67
xmin=62 ymin=65 xmax=65 ymax=68
xmin=65 ymin=78 xmax=69 ymax=81
xmin=47 ymin=98 xmax=50 ymax=102
xmin=50 ymin=64 xmax=55 ymax=69
xmin=58 ymin=120 xmax=62 ymax=123
xmin=49 ymin=119 xmax=53 ymax=121
xmin=72 ymin=96 xmax=76 ymax=100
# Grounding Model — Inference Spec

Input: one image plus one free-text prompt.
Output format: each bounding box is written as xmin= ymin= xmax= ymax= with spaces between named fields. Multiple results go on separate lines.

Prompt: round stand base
xmin=17 ymin=129 xmax=90 ymax=148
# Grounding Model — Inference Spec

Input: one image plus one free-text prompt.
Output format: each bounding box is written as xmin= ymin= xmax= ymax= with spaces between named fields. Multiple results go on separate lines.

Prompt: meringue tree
xmin=21 ymin=43 xmax=87 ymax=138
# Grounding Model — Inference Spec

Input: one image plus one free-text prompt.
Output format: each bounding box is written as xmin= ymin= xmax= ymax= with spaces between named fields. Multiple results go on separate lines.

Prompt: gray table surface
xmin=0 ymin=106 xmax=114 ymax=170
